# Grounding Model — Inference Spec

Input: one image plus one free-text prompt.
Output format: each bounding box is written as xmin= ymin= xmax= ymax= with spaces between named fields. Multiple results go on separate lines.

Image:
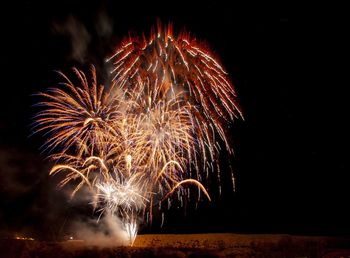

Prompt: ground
xmin=1 ymin=234 xmax=350 ymax=257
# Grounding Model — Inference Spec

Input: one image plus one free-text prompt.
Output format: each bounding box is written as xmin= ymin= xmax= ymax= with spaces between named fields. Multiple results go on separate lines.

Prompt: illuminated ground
xmin=1 ymin=234 xmax=350 ymax=257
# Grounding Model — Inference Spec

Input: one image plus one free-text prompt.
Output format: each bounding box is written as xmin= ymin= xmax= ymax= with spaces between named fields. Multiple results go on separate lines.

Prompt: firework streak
xmin=34 ymin=23 xmax=242 ymax=245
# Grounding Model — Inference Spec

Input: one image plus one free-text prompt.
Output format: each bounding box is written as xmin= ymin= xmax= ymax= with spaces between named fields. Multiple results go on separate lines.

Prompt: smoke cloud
xmin=52 ymin=16 xmax=91 ymax=63
xmin=95 ymin=9 xmax=114 ymax=38
xmin=51 ymin=10 xmax=115 ymax=84
xmin=71 ymin=212 xmax=129 ymax=247
xmin=0 ymin=147 xmax=66 ymax=239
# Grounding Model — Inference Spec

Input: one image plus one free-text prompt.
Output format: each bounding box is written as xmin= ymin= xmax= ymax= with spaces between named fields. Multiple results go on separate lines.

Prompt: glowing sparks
xmin=35 ymin=23 xmax=241 ymax=245
xmin=124 ymin=218 xmax=138 ymax=246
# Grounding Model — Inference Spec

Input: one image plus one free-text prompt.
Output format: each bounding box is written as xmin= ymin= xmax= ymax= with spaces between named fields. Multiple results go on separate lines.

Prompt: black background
xmin=0 ymin=1 xmax=348 ymax=239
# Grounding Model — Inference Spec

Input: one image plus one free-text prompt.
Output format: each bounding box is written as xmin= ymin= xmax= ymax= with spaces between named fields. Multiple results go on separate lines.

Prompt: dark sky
xmin=0 ymin=1 xmax=348 ymax=239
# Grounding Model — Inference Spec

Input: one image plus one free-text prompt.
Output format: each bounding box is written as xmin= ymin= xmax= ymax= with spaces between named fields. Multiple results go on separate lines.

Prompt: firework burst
xmin=34 ymin=66 xmax=123 ymax=156
xmin=107 ymin=22 xmax=243 ymax=152
xmin=35 ymin=23 xmax=241 ymax=245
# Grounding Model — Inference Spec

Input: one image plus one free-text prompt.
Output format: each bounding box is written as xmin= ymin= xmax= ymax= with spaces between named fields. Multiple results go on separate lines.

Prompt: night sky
xmin=0 ymin=1 xmax=348 ymax=239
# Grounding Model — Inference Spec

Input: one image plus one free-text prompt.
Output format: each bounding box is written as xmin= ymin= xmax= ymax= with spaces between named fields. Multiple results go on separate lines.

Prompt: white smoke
xmin=71 ymin=212 xmax=130 ymax=247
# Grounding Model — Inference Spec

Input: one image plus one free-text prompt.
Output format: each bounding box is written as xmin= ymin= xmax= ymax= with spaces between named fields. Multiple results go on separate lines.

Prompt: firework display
xmin=35 ymin=23 xmax=241 ymax=245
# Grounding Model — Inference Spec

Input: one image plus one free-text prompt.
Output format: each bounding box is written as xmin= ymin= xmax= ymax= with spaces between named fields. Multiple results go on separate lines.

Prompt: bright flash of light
xmin=96 ymin=180 xmax=148 ymax=216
